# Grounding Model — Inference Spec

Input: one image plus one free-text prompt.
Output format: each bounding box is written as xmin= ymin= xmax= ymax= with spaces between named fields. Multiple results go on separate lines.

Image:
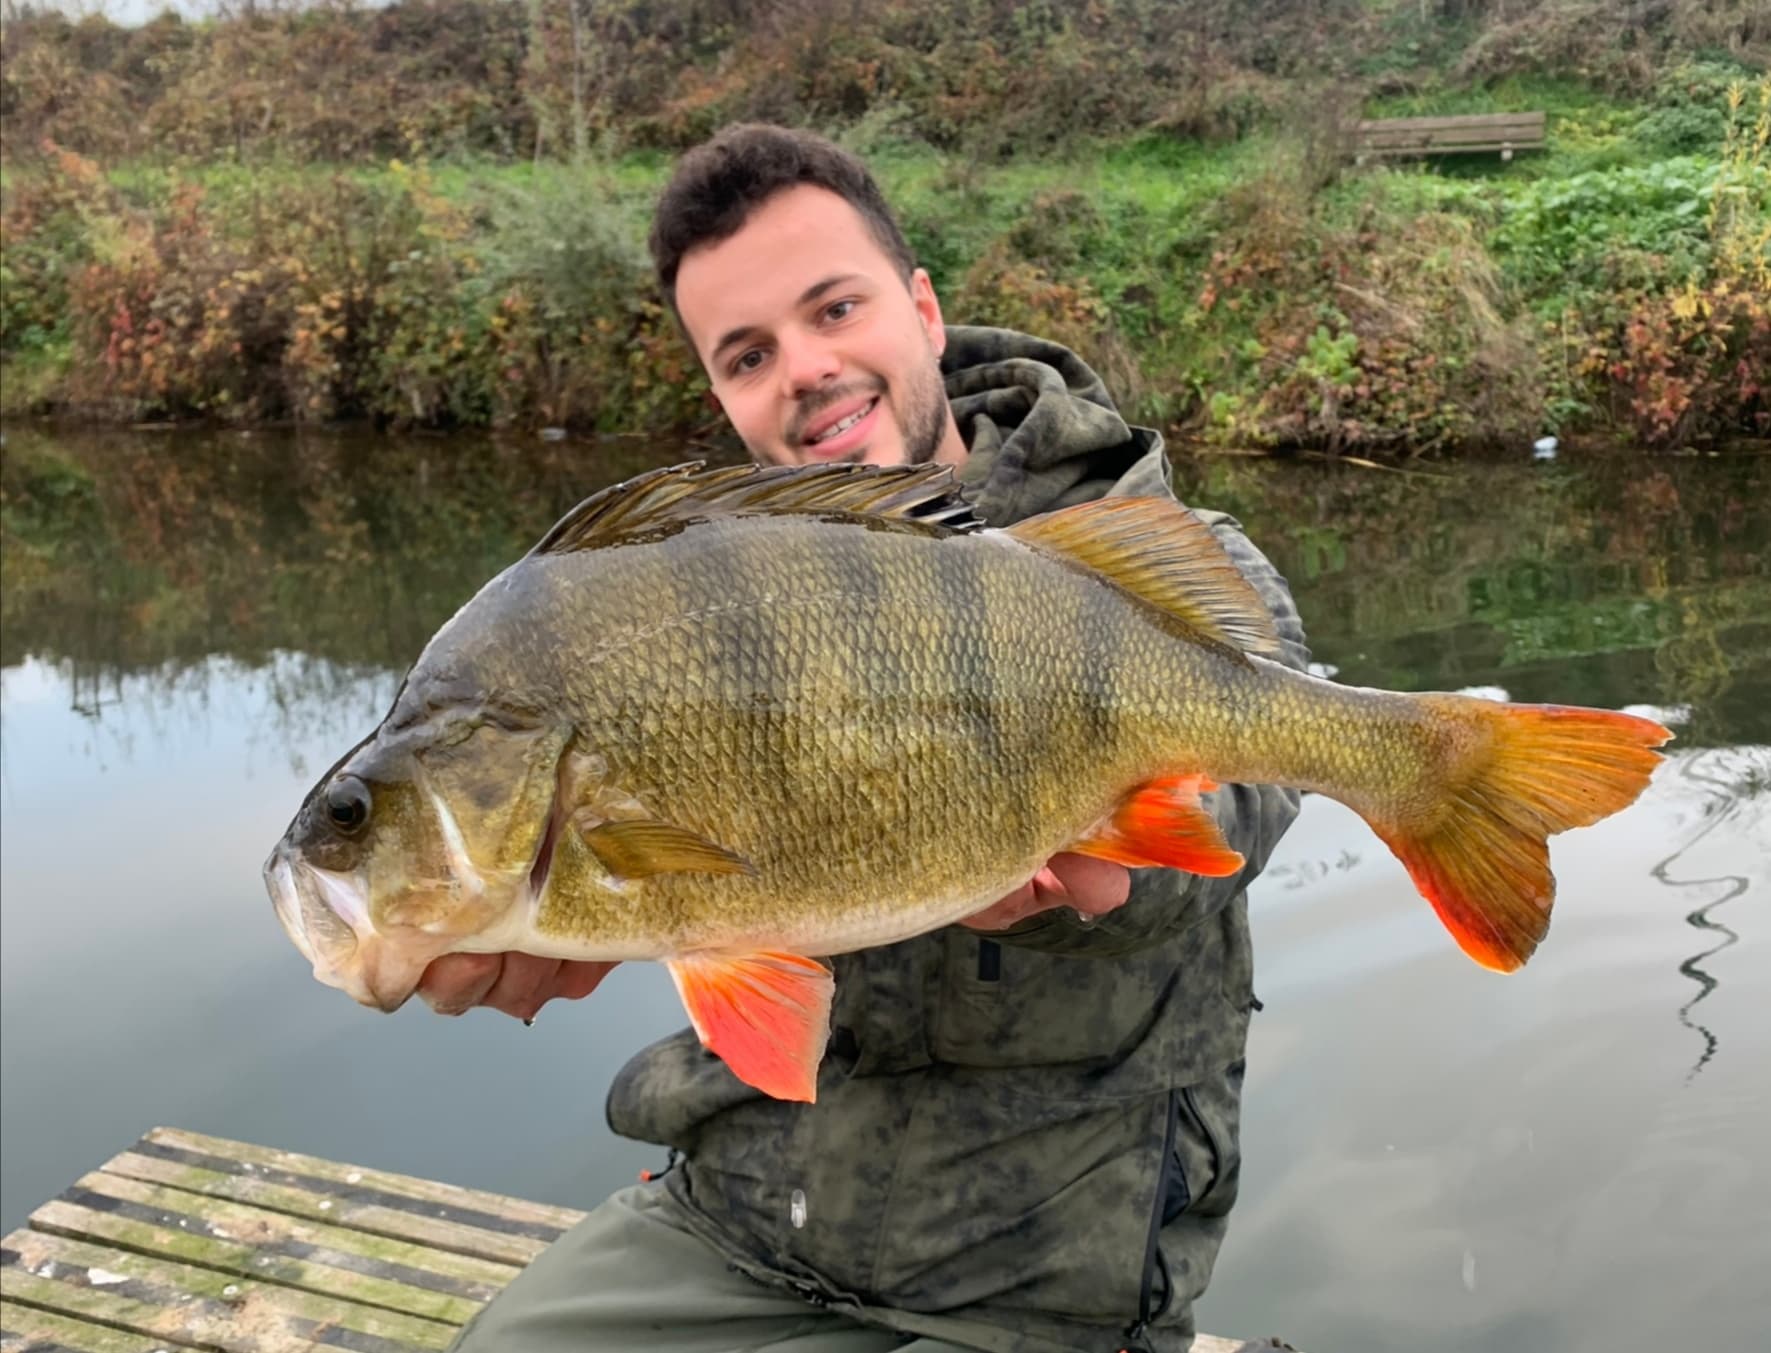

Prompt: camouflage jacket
xmin=607 ymin=326 xmax=1310 ymax=1352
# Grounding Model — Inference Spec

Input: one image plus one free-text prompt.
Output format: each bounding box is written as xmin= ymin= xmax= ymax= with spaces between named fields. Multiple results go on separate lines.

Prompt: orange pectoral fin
xmin=1070 ymin=774 xmax=1246 ymax=877
xmin=664 ymin=951 xmax=835 ymax=1104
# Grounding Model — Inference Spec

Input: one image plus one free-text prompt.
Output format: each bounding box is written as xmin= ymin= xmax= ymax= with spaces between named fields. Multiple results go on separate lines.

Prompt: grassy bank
xmin=2 ymin=2 xmax=1767 ymax=453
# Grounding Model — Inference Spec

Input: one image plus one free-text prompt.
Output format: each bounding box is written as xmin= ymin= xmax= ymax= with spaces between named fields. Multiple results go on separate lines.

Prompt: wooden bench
xmin=0 ymin=1127 xmax=1288 ymax=1351
xmin=1344 ymin=111 xmax=1547 ymax=162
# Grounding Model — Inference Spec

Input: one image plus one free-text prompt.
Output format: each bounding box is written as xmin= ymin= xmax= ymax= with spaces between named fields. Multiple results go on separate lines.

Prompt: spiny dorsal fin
xmin=1006 ymin=497 xmax=1285 ymax=661
xmin=530 ymin=461 xmax=983 ymax=556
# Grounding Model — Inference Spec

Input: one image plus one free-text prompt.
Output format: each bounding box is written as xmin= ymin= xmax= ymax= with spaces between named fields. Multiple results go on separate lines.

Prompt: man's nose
xmin=777 ymin=330 xmax=841 ymax=394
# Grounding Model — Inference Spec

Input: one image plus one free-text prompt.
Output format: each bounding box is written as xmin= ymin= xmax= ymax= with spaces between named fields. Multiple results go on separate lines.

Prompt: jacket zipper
xmin=1129 ymin=1089 xmax=1180 ymax=1345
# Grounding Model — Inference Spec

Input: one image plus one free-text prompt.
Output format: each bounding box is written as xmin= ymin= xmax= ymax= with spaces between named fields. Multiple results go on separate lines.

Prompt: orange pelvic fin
xmin=1070 ymin=773 xmax=1246 ymax=877
xmin=1375 ymin=701 xmax=1673 ymax=972
xmin=664 ymin=950 xmax=834 ymax=1103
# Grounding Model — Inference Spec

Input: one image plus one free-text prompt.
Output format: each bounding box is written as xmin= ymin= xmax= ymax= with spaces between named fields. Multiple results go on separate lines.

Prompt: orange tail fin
xmin=1374 ymin=701 xmax=1672 ymax=971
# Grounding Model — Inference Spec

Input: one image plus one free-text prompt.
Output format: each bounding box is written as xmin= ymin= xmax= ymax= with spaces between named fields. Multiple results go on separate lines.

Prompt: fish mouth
xmin=264 ymin=847 xmax=426 ymax=1012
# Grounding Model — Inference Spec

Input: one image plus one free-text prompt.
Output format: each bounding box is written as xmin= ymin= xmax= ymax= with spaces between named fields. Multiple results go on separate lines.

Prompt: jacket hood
xmin=941 ymin=325 xmax=1169 ymax=525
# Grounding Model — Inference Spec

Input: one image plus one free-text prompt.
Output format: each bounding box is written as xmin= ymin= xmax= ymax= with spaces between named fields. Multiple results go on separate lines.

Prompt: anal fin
xmin=665 ymin=951 xmax=834 ymax=1103
xmin=1070 ymin=774 xmax=1245 ymax=877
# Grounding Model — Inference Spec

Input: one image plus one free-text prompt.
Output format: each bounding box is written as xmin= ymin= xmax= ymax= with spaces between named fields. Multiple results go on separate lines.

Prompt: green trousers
xmin=450 ymin=1184 xmax=971 ymax=1353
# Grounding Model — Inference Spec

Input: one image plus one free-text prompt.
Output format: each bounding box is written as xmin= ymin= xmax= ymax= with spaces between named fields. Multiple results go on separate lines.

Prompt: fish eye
xmin=324 ymin=776 xmax=372 ymax=834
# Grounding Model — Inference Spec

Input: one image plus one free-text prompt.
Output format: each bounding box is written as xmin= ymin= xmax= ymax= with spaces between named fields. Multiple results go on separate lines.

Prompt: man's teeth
xmin=811 ymin=400 xmax=874 ymax=444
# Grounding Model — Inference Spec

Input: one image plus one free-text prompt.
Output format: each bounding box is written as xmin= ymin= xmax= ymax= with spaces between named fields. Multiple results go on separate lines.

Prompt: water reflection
xmin=1170 ymin=453 xmax=1771 ymax=750
xmin=1650 ymin=746 xmax=1768 ymax=1082
xmin=5 ymin=428 xmax=1768 ymax=753
xmin=3 ymin=427 xmax=1769 ymax=1352
xmin=1 ymin=426 xmax=744 ymax=771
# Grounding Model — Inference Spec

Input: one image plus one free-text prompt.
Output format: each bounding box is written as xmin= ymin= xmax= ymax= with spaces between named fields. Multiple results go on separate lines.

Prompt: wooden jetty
xmin=0 ymin=1127 xmax=1281 ymax=1351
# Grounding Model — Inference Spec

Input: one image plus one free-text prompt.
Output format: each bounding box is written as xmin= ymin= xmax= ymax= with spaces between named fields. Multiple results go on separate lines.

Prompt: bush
xmin=1197 ymin=209 xmax=1542 ymax=455
xmin=1634 ymin=60 xmax=1758 ymax=153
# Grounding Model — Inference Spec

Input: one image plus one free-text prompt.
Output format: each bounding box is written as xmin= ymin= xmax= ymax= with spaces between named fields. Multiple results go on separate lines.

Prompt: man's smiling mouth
xmin=806 ymin=397 xmax=879 ymax=445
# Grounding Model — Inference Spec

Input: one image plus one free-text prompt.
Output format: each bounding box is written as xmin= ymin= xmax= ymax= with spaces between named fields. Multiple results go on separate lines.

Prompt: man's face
xmin=674 ymin=185 xmax=964 ymax=469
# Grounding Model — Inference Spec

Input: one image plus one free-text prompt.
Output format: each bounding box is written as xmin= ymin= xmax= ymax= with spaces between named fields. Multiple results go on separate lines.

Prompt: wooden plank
xmin=30 ymin=1190 xmax=496 ymax=1325
xmin=1356 ymin=125 xmax=1544 ymax=143
xmin=52 ymin=1170 xmax=520 ymax=1306
xmin=1360 ymin=134 xmax=1544 ymax=154
xmin=1353 ymin=141 xmax=1543 ymax=154
xmin=1355 ymin=122 xmax=1545 ymax=139
xmin=0 ymin=1301 xmax=195 ymax=1352
xmin=1357 ymin=144 xmax=1536 ymax=159
xmin=1 ymin=1230 xmax=455 ymax=1352
xmin=97 ymin=1150 xmax=549 ymax=1269
xmin=98 ymin=1133 xmax=566 ymax=1275
xmin=143 ymin=1129 xmax=582 ymax=1234
xmin=1353 ymin=111 xmax=1544 ymax=131
xmin=1353 ymin=123 xmax=1537 ymax=145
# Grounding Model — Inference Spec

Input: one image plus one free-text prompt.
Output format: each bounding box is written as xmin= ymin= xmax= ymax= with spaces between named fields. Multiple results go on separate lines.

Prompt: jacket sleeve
xmin=985 ymin=507 xmax=1311 ymax=958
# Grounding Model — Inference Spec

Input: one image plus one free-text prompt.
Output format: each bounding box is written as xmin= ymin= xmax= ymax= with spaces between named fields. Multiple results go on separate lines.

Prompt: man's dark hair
xmin=648 ymin=124 xmax=917 ymax=317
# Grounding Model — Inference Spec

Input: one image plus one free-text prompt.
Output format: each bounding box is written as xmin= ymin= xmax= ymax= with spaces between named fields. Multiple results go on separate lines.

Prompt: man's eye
xmin=825 ymin=299 xmax=856 ymax=322
xmin=733 ymin=349 xmax=766 ymax=374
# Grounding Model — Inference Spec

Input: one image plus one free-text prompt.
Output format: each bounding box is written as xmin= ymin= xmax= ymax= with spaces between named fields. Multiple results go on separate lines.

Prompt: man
xmin=430 ymin=124 xmax=1309 ymax=1353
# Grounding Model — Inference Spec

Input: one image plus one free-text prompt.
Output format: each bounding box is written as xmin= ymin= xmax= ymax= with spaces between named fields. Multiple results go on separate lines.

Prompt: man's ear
xmin=910 ymin=268 xmax=946 ymax=356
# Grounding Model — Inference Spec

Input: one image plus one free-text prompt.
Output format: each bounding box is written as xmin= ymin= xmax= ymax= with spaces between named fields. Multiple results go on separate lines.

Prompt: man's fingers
xmin=555 ymin=961 xmax=619 ymax=1001
xmin=958 ymin=881 xmax=1039 ymax=931
xmin=1044 ymin=852 xmax=1131 ymax=916
xmin=482 ymin=953 xmax=564 ymax=1021
xmin=416 ymin=954 xmax=618 ymax=1019
xmin=418 ymin=953 xmax=503 ymax=1015
xmin=958 ymin=853 xmax=1133 ymax=932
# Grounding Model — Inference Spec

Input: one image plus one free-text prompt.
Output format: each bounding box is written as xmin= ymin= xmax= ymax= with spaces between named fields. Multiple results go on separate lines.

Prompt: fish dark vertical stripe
xmin=1081 ymin=573 xmax=1123 ymax=753
xmin=948 ymin=536 xmax=1005 ymax=789
xmin=979 ymin=535 xmax=1048 ymax=861
xmin=702 ymin=519 xmax=797 ymax=851
xmin=1036 ymin=555 xmax=1100 ymax=831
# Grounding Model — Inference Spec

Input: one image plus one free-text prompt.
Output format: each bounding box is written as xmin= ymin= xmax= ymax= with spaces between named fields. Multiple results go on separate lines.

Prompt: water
xmin=2 ymin=427 xmax=1766 ymax=1350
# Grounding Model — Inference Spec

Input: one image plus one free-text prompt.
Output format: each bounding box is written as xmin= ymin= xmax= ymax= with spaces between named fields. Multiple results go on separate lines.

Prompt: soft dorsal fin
xmin=530 ymin=461 xmax=983 ymax=556
xmin=1007 ymin=497 xmax=1285 ymax=661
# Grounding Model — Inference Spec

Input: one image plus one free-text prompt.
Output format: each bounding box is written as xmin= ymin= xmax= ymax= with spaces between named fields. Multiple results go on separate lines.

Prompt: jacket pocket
xmin=1173 ymin=1059 xmax=1244 ymax=1222
xmin=930 ymin=930 xmax=1185 ymax=1080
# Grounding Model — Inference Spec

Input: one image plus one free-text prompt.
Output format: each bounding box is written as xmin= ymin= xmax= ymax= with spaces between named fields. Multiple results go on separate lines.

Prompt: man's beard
xmin=897 ymin=356 xmax=950 ymax=466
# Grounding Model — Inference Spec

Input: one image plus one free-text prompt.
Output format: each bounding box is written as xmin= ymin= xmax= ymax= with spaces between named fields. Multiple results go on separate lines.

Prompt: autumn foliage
xmin=1 ymin=1 xmax=1766 ymax=450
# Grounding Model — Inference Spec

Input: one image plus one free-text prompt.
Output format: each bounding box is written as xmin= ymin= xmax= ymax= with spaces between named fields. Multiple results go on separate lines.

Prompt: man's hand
xmin=415 ymin=856 xmax=1128 ymax=1013
xmin=417 ymin=953 xmax=616 ymax=1021
xmin=960 ymin=853 xmax=1131 ymax=931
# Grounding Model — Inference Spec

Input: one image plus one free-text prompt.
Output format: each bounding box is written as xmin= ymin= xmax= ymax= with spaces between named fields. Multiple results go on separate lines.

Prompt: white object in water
xmin=1533 ymin=435 xmax=1559 ymax=460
